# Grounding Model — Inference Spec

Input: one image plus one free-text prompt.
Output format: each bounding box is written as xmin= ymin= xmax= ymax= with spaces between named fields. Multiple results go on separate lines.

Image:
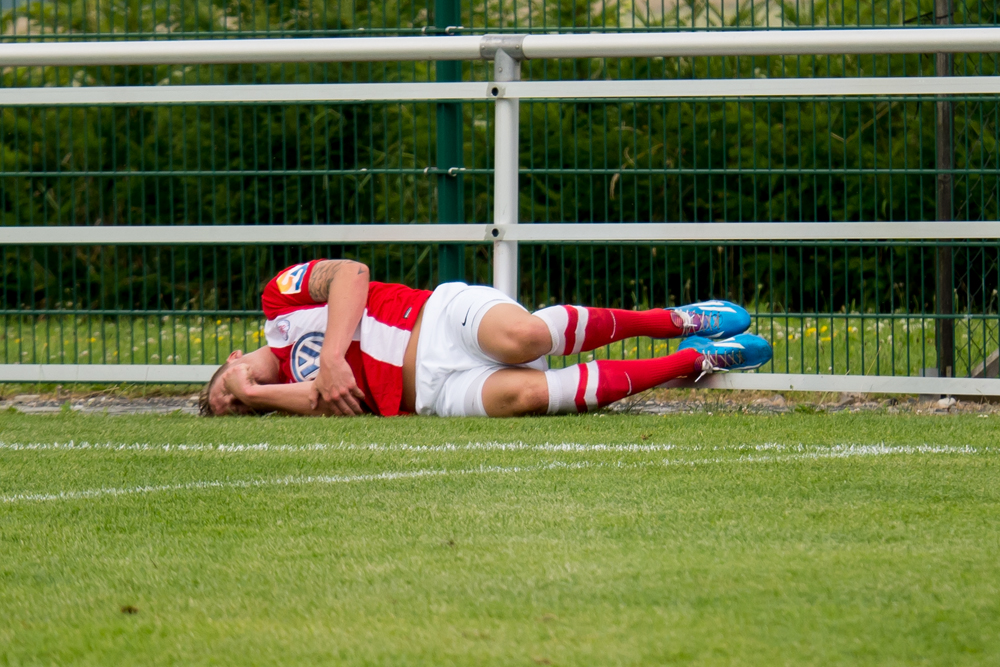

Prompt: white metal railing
xmin=5 ymin=222 xmax=1000 ymax=246
xmin=1 ymin=28 xmax=998 ymax=65
xmin=3 ymin=28 xmax=1000 ymax=395
xmin=4 ymin=77 xmax=1000 ymax=106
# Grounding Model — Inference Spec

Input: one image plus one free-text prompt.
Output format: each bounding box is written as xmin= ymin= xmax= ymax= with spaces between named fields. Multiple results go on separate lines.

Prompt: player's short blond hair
xmin=197 ymin=361 xmax=231 ymax=417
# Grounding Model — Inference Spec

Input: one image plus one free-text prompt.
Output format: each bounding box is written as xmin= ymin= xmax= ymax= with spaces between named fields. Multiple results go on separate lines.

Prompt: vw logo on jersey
xmin=290 ymin=331 xmax=325 ymax=382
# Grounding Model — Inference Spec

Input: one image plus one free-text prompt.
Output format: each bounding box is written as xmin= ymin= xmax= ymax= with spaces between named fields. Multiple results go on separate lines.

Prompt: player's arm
xmin=308 ymin=259 xmax=370 ymax=414
xmin=224 ymin=364 xmax=342 ymax=417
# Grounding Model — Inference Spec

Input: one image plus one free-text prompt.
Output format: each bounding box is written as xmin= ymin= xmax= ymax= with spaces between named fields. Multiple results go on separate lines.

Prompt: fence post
xmin=936 ymin=0 xmax=955 ymax=382
xmin=435 ymin=0 xmax=465 ymax=284
xmin=489 ymin=41 xmax=523 ymax=300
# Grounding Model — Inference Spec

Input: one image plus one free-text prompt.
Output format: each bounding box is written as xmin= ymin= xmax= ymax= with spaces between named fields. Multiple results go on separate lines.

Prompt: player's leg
xmin=531 ymin=348 xmax=702 ymax=415
xmin=476 ymin=298 xmax=754 ymax=365
xmin=476 ymin=300 xmax=684 ymax=365
xmin=531 ymin=300 xmax=752 ymax=356
xmin=476 ymin=303 xmax=553 ymax=365
xmin=481 ymin=348 xmax=702 ymax=416
xmin=481 ymin=333 xmax=773 ymax=416
xmin=479 ymin=367 xmax=549 ymax=416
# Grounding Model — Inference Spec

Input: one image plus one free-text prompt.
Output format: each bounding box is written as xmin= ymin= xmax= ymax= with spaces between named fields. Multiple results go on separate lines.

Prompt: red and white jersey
xmin=261 ymin=260 xmax=432 ymax=416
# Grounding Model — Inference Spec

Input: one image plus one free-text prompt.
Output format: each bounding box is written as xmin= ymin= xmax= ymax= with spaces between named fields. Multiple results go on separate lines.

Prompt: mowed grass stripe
xmin=2 ymin=445 xmax=987 ymax=504
xmin=0 ymin=462 xmax=593 ymax=504
xmin=2 ymin=411 xmax=1000 ymax=448
xmin=2 ymin=412 xmax=999 ymax=664
xmin=0 ymin=440 xmax=990 ymax=454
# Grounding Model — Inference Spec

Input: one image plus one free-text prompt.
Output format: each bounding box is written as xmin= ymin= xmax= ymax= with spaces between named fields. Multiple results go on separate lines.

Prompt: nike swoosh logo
xmin=461 ymin=304 xmax=474 ymax=326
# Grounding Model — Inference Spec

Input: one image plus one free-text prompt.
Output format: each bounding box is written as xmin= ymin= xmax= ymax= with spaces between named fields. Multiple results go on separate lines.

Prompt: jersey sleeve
xmin=261 ymin=259 xmax=325 ymax=319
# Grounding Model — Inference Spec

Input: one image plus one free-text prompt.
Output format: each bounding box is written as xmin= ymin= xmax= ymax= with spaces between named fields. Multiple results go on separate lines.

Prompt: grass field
xmin=2 ymin=411 xmax=999 ymax=665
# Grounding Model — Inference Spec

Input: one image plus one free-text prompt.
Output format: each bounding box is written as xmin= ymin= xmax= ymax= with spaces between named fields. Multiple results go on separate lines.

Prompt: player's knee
xmin=493 ymin=317 xmax=551 ymax=364
xmin=512 ymin=379 xmax=549 ymax=415
xmin=521 ymin=316 xmax=553 ymax=352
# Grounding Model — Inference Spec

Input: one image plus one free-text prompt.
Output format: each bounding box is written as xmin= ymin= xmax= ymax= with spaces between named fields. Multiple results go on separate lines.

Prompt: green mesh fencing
xmin=2 ymin=0 xmax=999 ymax=382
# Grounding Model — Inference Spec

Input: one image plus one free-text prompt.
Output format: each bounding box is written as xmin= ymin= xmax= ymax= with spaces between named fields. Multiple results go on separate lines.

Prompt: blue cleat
xmin=678 ymin=333 xmax=773 ymax=381
xmin=671 ymin=300 xmax=751 ymax=339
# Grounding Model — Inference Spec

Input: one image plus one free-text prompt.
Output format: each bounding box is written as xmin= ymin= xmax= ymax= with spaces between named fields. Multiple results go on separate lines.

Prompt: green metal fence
xmin=2 ymin=0 xmax=999 ymax=385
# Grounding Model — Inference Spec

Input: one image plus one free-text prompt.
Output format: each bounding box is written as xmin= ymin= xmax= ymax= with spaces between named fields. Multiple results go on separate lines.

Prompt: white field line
xmin=0 ymin=446 xmax=985 ymax=505
xmin=0 ymin=440 xmax=991 ymax=454
xmin=662 ymin=446 xmax=981 ymax=467
xmin=0 ymin=461 xmax=592 ymax=505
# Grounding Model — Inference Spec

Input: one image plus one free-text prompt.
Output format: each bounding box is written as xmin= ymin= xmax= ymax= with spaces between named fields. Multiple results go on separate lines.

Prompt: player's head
xmin=198 ymin=350 xmax=255 ymax=416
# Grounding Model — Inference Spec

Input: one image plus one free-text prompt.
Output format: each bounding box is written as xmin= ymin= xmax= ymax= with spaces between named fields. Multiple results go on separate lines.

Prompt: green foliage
xmin=2 ymin=0 xmax=1000 ymax=323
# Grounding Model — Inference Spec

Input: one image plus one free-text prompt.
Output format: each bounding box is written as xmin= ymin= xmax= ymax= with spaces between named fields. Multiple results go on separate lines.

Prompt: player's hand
xmin=218 ymin=364 xmax=256 ymax=415
xmin=223 ymin=363 xmax=255 ymax=401
xmin=311 ymin=355 xmax=365 ymax=415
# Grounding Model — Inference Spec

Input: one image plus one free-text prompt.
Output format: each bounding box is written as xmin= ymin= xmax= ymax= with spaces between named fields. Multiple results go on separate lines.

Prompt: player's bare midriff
xmin=399 ymin=303 xmax=426 ymax=414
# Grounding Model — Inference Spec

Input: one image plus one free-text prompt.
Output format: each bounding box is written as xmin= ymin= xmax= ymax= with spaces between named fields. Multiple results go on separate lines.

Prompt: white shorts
xmin=414 ymin=282 xmax=547 ymax=417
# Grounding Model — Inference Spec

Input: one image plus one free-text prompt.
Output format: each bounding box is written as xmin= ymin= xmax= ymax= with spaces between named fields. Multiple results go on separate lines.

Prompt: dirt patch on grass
xmin=2 ymin=387 xmax=998 ymax=416
xmin=1 ymin=393 xmax=198 ymax=415
xmin=612 ymin=388 xmax=1000 ymax=416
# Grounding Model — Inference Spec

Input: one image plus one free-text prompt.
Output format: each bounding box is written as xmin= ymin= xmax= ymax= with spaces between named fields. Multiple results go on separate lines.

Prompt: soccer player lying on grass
xmin=200 ymin=259 xmax=772 ymax=417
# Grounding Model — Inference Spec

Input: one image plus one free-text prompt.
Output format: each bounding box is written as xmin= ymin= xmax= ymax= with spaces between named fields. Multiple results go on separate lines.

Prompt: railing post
xmin=935 ymin=0 xmax=955 ymax=383
xmin=486 ymin=38 xmax=524 ymax=300
xmin=434 ymin=0 xmax=465 ymax=284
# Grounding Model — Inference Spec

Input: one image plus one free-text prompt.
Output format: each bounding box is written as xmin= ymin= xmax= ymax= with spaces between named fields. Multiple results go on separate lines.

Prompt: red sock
xmin=533 ymin=305 xmax=682 ymax=355
xmin=544 ymin=348 xmax=701 ymax=414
